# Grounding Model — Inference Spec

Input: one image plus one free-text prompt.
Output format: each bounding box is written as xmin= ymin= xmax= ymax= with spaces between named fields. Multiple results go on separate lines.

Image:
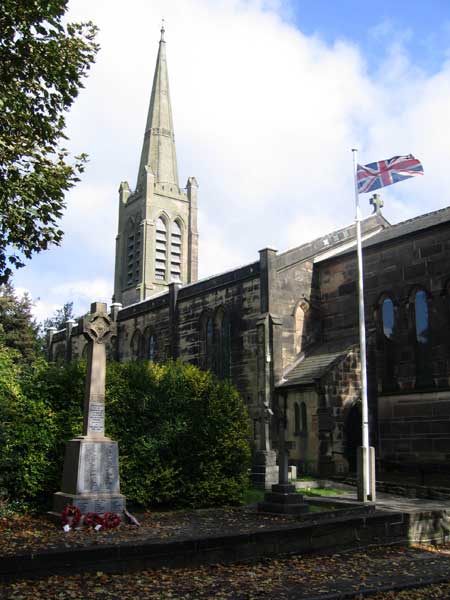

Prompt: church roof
xmin=325 ymin=205 xmax=450 ymax=261
xmin=361 ymin=204 xmax=450 ymax=249
xmin=136 ymin=25 xmax=179 ymax=189
xmin=277 ymin=337 xmax=358 ymax=389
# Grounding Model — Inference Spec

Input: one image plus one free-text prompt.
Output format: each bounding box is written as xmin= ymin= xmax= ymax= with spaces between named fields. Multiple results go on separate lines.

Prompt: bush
xmin=0 ymin=355 xmax=84 ymax=506
xmin=0 ymin=356 xmax=251 ymax=509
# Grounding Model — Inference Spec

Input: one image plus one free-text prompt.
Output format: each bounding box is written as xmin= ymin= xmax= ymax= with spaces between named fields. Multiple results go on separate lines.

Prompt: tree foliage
xmin=0 ymin=283 xmax=40 ymax=362
xmin=0 ymin=0 xmax=99 ymax=282
xmin=0 ymin=358 xmax=251 ymax=509
xmin=43 ymin=301 xmax=75 ymax=331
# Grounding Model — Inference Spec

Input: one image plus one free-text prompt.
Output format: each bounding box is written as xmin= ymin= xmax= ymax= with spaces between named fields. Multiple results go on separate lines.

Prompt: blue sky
xmin=12 ymin=0 xmax=450 ymax=322
xmin=291 ymin=0 xmax=450 ymax=72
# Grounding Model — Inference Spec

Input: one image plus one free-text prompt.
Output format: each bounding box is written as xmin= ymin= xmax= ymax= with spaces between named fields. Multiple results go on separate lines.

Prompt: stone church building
xmin=49 ymin=29 xmax=450 ymax=485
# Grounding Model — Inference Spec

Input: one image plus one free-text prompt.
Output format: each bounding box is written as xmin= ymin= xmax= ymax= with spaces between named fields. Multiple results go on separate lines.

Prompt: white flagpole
xmin=352 ymin=148 xmax=371 ymax=500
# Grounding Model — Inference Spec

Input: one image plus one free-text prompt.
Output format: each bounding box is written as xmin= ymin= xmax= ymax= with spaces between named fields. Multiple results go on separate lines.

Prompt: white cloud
xmin=12 ymin=0 xmax=450 ymax=316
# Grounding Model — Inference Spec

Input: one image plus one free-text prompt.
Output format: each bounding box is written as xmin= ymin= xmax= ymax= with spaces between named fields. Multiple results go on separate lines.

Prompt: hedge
xmin=0 ymin=352 xmax=251 ymax=509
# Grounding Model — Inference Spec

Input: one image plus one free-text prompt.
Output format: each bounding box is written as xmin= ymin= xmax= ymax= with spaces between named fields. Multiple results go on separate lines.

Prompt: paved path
xmin=318 ymin=483 xmax=450 ymax=512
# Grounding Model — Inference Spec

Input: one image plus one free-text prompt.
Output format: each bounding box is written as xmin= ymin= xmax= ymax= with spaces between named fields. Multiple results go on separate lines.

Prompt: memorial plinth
xmin=53 ymin=302 xmax=125 ymax=514
xmin=258 ymin=422 xmax=308 ymax=515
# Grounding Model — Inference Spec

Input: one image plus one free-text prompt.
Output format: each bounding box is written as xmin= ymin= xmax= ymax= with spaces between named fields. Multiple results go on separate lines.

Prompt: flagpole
xmin=352 ymin=148 xmax=371 ymax=500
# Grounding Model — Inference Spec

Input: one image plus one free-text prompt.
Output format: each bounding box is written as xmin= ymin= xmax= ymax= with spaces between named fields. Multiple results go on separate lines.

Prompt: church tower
xmin=113 ymin=26 xmax=199 ymax=307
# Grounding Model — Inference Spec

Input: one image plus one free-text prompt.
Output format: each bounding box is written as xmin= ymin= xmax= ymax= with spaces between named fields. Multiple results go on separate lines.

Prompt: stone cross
xmin=53 ymin=301 xmax=125 ymax=516
xmin=370 ymin=193 xmax=384 ymax=215
xmin=80 ymin=302 xmax=116 ymax=438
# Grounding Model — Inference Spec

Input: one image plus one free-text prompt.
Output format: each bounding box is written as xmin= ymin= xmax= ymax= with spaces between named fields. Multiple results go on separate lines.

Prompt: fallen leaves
xmin=1 ymin=509 xmax=450 ymax=598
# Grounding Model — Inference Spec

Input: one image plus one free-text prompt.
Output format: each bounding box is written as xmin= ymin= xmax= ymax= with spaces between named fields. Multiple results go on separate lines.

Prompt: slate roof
xmin=328 ymin=205 xmax=450 ymax=260
xmin=277 ymin=337 xmax=358 ymax=389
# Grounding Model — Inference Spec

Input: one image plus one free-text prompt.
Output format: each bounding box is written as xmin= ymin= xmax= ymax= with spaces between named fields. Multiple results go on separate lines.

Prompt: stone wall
xmin=285 ymin=388 xmax=319 ymax=473
xmin=318 ymin=219 xmax=450 ymax=465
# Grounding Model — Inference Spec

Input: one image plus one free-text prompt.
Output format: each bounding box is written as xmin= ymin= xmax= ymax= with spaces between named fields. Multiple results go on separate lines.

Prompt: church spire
xmin=136 ymin=24 xmax=179 ymax=190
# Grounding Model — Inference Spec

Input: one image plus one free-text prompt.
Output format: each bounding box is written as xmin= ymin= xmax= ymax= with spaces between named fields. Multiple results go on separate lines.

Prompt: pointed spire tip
xmin=160 ymin=19 xmax=165 ymax=42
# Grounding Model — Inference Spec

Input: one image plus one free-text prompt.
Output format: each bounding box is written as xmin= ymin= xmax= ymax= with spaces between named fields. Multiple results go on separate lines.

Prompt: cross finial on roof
xmin=160 ymin=19 xmax=165 ymax=41
xmin=369 ymin=193 xmax=384 ymax=215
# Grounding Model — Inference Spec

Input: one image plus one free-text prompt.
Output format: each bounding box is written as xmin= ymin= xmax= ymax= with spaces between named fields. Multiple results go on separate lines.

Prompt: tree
xmin=0 ymin=283 xmax=40 ymax=362
xmin=0 ymin=1 xmax=99 ymax=283
xmin=43 ymin=301 xmax=75 ymax=331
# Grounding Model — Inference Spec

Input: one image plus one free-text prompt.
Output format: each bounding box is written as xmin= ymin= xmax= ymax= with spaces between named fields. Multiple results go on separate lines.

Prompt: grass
xmin=242 ymin=487 xmax=265 ymax=504
xmin=299 ymin=488 xmax=348 ymax=497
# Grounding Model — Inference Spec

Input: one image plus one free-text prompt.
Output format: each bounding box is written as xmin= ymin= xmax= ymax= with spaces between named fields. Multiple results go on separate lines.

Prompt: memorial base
xmin=53 ymin=492 xmax=125 ymax=515
xmin=258 ymin=483 xmax=309 ymax=515
xmin=53 ymin=436 xmax=126 ymax=515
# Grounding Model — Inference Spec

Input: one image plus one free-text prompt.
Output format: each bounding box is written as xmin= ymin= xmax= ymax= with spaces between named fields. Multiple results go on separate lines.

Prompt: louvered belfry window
xmin=155 ymin=217 xmax=167 ymax=281
xmin=170 ymin=220 xmax=182 ymax=282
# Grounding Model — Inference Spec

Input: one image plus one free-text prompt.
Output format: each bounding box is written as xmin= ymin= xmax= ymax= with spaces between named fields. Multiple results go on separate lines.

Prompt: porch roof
xmin=276 ymin=337 xmax=358 ymax=389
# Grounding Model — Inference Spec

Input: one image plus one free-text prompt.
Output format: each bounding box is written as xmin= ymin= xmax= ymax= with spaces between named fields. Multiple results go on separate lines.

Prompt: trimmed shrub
xmin=0 ymin=357 xmax=251 ymax=509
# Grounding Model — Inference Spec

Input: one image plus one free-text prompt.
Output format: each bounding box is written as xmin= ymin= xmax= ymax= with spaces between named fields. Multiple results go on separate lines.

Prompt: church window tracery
xmin=170 ymin=220 xmax=182 ymax=282
xmin=155 ymin=217 xmax=168 ymax=281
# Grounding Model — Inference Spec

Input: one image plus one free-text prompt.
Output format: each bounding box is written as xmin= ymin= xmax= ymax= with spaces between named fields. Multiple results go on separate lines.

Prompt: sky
xmin=13 ymin=0 xmax=450 ymax=322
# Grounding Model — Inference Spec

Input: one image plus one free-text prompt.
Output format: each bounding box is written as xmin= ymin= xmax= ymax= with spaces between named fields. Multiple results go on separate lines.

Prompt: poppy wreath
xmin=102 ymin=512 xmax=121 ymax=529
xmin=83 ymin=512 xmax=104 ymax=529
xmin=61 ymin=505 xmax=82 ymax=528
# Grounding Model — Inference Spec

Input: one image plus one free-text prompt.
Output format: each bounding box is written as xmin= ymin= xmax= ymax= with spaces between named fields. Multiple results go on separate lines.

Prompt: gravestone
xmin=53 ymin=302 xmax=126 ymax=515
xmin=258 ymin=397 xmax=308 ymax=515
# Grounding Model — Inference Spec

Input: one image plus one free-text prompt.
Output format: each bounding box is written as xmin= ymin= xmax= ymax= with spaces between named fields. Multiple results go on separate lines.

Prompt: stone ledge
xmin=1 ymin=508 xmax=448 ymax=583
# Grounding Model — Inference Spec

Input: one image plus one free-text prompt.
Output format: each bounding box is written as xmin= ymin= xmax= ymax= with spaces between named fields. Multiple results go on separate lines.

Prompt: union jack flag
xmin=357 ymin=155 xmax=424 ymax=194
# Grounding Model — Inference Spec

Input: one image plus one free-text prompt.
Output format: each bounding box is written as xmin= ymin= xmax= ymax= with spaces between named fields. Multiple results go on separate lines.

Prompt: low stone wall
xmin=1 ymin=507 xmax=449 ymax=582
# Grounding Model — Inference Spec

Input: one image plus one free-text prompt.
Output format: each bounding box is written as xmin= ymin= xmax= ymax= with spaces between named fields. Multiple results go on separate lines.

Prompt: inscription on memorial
xmin=88 ymin=402 xmax=105 ymax=434
xmin=83 ymin=443 xmax=99 ymax=492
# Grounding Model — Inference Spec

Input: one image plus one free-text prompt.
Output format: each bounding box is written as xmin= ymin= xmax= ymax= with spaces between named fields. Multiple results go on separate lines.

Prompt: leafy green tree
xmin=0 ymin=0 xmax=99 ymax=282
xmin=43 ymin=301 xmax=75 ymax=331
xmin=0 ymin=359 xmax=251 ymax=509
xmin=0 ymin=283 xmax=40 ymax=362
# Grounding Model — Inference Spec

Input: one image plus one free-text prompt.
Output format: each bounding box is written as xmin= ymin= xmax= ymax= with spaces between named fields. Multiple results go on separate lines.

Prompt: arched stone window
xmin=382 ymin=297 xmax=395 ymax=340
xmin=214 ymin=307 xmax=232 ymax=379
xmin=125 ymin=214 xmax=141 ymax=288
xmin=221 ymin=311 xmax=231 ymax=379
xmin=130 ymin=329 xmax=142 ymax=360
xmin=155 ymin=217 xmax=167 ymax=281
xmin=295 ymin=402 xmax=307 ymax=435
xmin=170 ymin=220 xmax=182 ymax=283
xmin=415 ymin=289 xmax=430 ymax=344
xmin=294 ymin=402 xmax=300 ymax=434
xmin=148 ymin=334 xmax=156 ymax=361
xmin=412 ymin=288 xmax=432 ymax=388
xmin=293 ymin=299 xmax=310 ymax=354
xmin=199 ymin=310 xmax=214 ymax=370
xmin=206 ymin=316 xmax=214 ymax=370
xmin=301 ymin=402 xmax=307 ymax=432
xmin=376 ymin=293 xmax=397 ymax=392
xmin=143 ymin=327 xmax=157 ymax=362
